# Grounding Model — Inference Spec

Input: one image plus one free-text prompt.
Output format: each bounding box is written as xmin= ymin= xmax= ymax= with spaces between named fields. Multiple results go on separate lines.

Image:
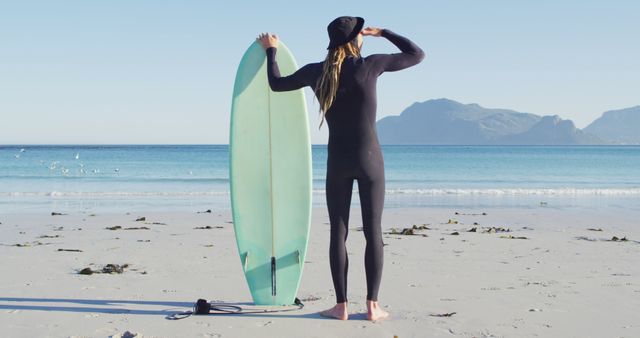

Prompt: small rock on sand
xmin=78 ymin=268 xmax=93 ymax=275
xmin=610 ymin=236 xmax=628 ymax=242
xmin=110 ymin=331 xmax=138 ymax=338
xmin=194 ymin=225 xmax=224 ymax=230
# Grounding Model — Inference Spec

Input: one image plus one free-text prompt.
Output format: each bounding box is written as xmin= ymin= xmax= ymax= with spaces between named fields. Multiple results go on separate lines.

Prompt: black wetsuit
xmin=266 ymin=29 xmax=425 ymax=303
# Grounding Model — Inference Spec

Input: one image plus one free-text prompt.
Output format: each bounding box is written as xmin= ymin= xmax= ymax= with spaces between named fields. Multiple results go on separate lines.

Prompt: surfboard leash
xmin=166 ymin=297 xmax=304 ymax=320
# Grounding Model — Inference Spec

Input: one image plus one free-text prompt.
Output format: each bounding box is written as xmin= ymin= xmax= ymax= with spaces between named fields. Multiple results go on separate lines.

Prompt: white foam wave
xmin=0 ymin=191 xmax=229 ymax=197
xmin=1 ymin=188 xmax=639 ymax=198
xmin=313 ymin=188 xmax=640 ymax=196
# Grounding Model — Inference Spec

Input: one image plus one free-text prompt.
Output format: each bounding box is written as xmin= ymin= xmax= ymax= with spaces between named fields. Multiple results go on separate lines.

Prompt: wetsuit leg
xmin=357 ymin=158 xmax=385 ymax=302
xmin=326 ymin=166 xmax=354 ymax=304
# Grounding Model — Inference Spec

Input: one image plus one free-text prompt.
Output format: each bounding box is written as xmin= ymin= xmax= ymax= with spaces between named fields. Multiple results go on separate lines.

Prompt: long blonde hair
xmin=315 ymin=39 xmax=361 ymax=129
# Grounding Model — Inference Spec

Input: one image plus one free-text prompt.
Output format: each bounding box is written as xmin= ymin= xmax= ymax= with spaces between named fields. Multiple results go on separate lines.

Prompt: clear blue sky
xmin=1 ymin=0 xmax=638 ymax=144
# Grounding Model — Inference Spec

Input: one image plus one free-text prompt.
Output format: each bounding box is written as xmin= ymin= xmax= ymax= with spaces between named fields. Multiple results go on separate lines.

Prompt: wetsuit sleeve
xmin=367 ymin=29 xmax=425 ymax=74
xmin=266 ymin=47 xmax=315 ymax=92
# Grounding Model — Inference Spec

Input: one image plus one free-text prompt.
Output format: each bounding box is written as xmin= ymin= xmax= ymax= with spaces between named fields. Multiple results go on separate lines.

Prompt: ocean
xmin=1 ymin=145 xmax=639 ymax=213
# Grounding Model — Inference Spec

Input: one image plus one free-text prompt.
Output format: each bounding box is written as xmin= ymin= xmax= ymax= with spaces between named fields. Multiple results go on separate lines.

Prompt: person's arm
xmin=255 ymin=33 xmax=314 ymax=92
xmin=265 ymin=47 xmax=314 ymax=92
xmin=367 ymin=28 xmax=426 ymax=74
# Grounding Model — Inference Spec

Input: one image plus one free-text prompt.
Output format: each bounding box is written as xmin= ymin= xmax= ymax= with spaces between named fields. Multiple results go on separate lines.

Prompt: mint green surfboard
xmin=229 ymin=41 xmax=312 ymax=305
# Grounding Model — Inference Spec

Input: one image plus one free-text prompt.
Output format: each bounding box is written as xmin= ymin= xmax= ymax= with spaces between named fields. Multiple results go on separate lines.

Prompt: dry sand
xmin=1 ymin=206 xmax=639 ymax=337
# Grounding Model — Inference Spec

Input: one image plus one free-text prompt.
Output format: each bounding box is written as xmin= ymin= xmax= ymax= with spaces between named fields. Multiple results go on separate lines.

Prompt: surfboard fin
xmin=242 ymin=252 xmax=249 ymax=272
xmin=271 ymin=256 xmax=276 ymax=296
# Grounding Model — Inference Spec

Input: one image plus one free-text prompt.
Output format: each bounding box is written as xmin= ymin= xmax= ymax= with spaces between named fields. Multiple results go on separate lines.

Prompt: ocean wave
xmin=315 ymin=188 xmax=640 ymax=196
xmin=1 ymin=188 xmax=640 ymax=197
xmin=0 ymin=191 xmax=229 ymax=197
xmin=0 ymin=175 xmax=229 ymax=183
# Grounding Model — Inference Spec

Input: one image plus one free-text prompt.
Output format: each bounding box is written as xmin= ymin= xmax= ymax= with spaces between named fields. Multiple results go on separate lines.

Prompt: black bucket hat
xmin=326 ymin=16 xmax=365 ymax=50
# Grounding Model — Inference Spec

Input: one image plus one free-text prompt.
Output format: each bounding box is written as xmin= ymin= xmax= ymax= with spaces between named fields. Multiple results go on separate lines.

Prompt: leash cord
xmin=167 ymin=298 xmax=304 ymax=320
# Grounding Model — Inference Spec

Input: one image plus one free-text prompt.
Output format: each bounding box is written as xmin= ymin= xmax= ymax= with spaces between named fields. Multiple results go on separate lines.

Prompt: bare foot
xmin=319 ymin=302 xmax=348 ymax=320
xmin=367 ymin=300 xmax=389 ymax=321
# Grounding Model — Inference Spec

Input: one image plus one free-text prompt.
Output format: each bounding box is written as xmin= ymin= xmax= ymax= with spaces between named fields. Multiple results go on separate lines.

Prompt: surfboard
xmin=229 ymin=41 xmax=312 ymax=305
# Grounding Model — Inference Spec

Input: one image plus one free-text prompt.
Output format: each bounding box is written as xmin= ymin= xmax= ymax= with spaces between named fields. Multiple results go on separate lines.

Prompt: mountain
xmin=584 ymin=106 xmax=640 ymax=145
xmin=498 ymin=115 xmax=605 ymax=145
xmin=376 ymin=98 xmax=608 ymax=145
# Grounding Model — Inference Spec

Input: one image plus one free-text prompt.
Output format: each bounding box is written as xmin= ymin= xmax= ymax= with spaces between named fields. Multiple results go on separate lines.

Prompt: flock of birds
xmin=11 ymin=148 xmax=196 ymax=177
xmin=12 ymin=148 xmax=119 ymax=177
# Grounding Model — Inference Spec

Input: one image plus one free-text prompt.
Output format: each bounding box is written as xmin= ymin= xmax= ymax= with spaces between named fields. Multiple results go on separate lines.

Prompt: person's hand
xmin=361 ymin=27 xmax=383 ymax=37
xmin=257 ymin=32 xmax=279 ymax=49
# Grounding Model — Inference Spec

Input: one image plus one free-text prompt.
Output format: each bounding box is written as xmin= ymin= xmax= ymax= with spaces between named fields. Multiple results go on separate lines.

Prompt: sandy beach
xmin=1 ymin=206 xmax=639 ymax=337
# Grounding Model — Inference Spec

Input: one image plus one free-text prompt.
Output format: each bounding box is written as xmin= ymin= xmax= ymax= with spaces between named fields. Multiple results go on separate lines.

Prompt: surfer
xmin=257 ymin=16 xmax=425 ymax=321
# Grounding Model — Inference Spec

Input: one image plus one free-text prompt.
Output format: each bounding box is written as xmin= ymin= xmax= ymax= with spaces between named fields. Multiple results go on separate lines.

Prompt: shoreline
xmin=2 ymin=192 xmax=640 ymax=216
